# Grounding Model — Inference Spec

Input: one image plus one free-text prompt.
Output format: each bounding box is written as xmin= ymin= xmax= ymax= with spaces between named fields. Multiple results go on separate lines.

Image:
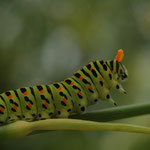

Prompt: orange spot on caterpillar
xmin=99 ymin=77 xmax=103 ymax=81
xmin=77 ymin=91 xmax=82 ymax=95
xmin=8 ymin=94 xmax=13 ymax=99
xmin=44 ymin=102 xmax=49 ymax=108
xmin=103 ymin=62 xmax=106 ymax=65
xmin=73 ymin=72 xmax=77 ymax=75
xmin=58 ymin=87 xmax=62 ymax=91
xmin=88 ymin=85 xmax=93 ymax=90
xmin=13 ymin=105 xmax=18 ymax=111
xmin=40 ymin=90 xmax=45 ymax=93
xmin=0 ymin=107 xmax=5 ymax=113
xmin=70 ymin=81 xmax=74 ymax=86
xmin=90 ymin=67 xmax=94 ymax=71
xmin=63 ymin=98 xmax=67 ymax=104
xmin=79 ymin=76 xmax=84 ymax=80
xmin=28 ymin=104 xmax=32 ymax=109
xmin=109 ymin=70 xmax=112 ymax=74
xmin=115 ymin=49 xmax=124 ymax=62
xmin=23 ymin=91 xmax=28 ymax=96
xmin=52 ymin=82 xmax=57 ymax=84
xmin=64 ymin=79 xmax=67 ymax=82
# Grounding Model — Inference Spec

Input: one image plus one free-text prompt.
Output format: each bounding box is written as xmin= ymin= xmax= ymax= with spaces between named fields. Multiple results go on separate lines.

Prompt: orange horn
xmin=115 ymin=49 xmax=124 ymax=62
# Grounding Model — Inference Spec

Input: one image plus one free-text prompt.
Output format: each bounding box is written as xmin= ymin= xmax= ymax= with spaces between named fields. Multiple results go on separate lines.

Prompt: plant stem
xmin=1 ymin=119 xmax=150 ymax=139
xmin=71 ymin=102 xmax=150 ymax=122
xmin=0 ymin=102 xmax=150 ymax=139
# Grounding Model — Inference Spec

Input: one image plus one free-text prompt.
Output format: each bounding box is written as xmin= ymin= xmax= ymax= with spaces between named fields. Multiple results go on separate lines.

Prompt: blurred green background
xmin=0 ymin=0 xmax=150 ymax=149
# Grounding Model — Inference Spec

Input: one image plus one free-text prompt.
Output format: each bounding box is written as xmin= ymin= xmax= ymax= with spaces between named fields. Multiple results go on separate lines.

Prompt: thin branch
xmin=71 ymin=102 xmax=150 ymax=121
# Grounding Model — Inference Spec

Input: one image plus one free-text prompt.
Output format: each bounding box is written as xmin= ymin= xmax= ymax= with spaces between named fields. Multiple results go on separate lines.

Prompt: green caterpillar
xmin=0 ymin=49 xmax=128 ymax=125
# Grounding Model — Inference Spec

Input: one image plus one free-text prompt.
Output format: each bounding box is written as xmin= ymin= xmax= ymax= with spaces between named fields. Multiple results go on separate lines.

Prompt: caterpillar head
xmin=115 ymin=49 xmax=128 ymax=82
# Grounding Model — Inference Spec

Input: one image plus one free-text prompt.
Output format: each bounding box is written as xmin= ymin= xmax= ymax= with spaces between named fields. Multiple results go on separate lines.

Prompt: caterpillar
xmin=0 ymin=49 xmax=128 ymax=125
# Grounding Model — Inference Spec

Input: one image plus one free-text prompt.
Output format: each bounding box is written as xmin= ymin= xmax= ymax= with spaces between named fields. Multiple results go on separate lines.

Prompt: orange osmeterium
xmin=115 ymin=49 xmax=124 ymax=62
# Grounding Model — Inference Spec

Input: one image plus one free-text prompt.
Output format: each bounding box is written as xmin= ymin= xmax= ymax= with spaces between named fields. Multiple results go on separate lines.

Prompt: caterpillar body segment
xmin=16 ymin=87 xmax=37 ymax=121
xmin=97 ymin=60 xmax=117 ymax=88
xmin=83 ymin=62 xmax=111 ymax=100
xmin=50 ymin=83 xmax=74 ymax=118
xmin=72 ymin=70 xmax=99 ymax=105
xmin=32 ymin=85 xmax=55 ymax=120
xmin=1 ymin=91 xmax=22 ymax=123
xmin=62 ymin=78 xmax=88 ymax=114
xmin=0 ymin=49 xmax=128 ymax=125
xmin=0 ymin=96 xmax=8 ymax=124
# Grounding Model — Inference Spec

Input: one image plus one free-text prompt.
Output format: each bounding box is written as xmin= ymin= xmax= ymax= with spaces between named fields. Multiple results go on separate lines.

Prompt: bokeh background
xmin=0 ymin=0 xmax=150 ymax=149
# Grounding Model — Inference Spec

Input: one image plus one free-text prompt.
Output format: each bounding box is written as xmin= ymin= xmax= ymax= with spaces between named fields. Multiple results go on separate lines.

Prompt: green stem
xmin=0 ymin=102 xmax=150 ymax=139
xmin=32 ymin=119 xmax=150 ymax=134
xmin=0 ymin=119 xmax=150 ymax=140
xmin=71 ymin=102 xmax=150 ymax=121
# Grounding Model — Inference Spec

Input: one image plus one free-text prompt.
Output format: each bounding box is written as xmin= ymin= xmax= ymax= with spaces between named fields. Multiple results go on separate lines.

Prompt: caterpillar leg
xmin=116 ymin=83 xmax=127 ymax=94
xmin=107 ymin=79 xmax=127 ymax=94
xmin=107 ymin=98 xmax=117 ymax=106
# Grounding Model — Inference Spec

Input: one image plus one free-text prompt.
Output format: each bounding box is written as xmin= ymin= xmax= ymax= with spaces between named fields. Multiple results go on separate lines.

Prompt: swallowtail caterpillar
xmin=0 ymin=49 xmax=128 ymax=125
